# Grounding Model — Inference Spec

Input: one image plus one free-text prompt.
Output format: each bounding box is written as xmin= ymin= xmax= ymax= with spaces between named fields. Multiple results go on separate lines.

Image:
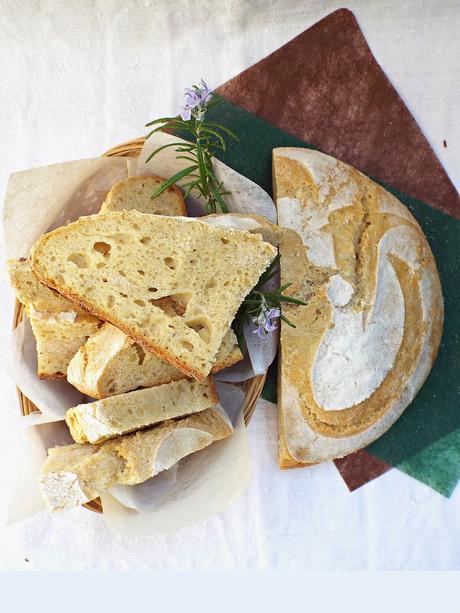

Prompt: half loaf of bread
xmin=66 ymin=377 xmax=218 ymax=444
xmin=30 ymin=211 xmax=276 ymax=380
xmin=100 ymin=175 xmax=186 ymax=216
xmin=67 ymin=323 xmax=242 ymax=398
xmin=40 ymin=406 xmax=233 ymax=512
xmin=273 ymin=147 xmax=443 ymax=466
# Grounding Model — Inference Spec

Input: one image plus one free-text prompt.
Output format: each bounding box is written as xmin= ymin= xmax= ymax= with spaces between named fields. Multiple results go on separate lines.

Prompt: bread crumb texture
xmin=100 ymin=175 xmax=187 ymax=216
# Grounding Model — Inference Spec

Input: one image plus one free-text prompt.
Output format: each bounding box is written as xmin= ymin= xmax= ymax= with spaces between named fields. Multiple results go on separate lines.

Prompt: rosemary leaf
xmin=150 ymin=165 xmax=198 ymax=198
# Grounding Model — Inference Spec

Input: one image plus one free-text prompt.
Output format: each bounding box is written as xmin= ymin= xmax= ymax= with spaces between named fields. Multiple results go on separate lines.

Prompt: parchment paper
xmin=134 ymin=131 xmax=277 ymax=221
xmin=3 ymin=157 xmax=128 ymax=260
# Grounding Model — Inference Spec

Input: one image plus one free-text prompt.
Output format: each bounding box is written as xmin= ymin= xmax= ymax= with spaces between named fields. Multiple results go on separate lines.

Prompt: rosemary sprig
xmin=145 ymin=81 xmax=238 ymax=213
xmin=145 ymin=81 xmax=306 ymax=350
xmin=233 ymin=254 xmax=307 ymax=348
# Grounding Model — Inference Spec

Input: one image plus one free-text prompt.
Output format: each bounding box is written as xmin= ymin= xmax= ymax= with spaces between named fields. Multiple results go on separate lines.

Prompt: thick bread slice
xmin=30 ymin=211 xmax=276 ymax=380
xmin=7 ymin=258 xmax=90 ymax=317
xmin=40 ymin=406 xmax=233 ymax=512
xmin=7 ymin=258 xmax=101 ymax=378
xmin=30 ymin=316 xmax=101 ymax=379
xmin=67 ymin=323 xmax=242 ymax=398
xmin=66 ymin=377 xmax=218 ymax=444
xmin=100 ymin=175 xmax=186 ymax=216
xmin=273 ymin=147 xmax=443 ymax=466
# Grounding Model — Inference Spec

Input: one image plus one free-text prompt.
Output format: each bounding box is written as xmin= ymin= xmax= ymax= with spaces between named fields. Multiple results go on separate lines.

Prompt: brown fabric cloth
xmin=217 ymin=8 xmax=460 ymax=490
xmin=334 ymin=451 xmax=392 ymax=491
xmin=218 ymin=8 xmax=460 ymax=219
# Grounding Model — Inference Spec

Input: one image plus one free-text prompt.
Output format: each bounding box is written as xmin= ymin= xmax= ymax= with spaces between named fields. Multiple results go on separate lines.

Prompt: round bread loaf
xmin=273 ymin=147 xmax=443 ymax=466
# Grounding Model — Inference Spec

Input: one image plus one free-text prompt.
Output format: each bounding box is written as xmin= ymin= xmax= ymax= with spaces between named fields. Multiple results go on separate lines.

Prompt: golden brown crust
xmin=210 ymin=347 xmax=243 ymax=373
xmin=273 ymin=148 xmax=443 ymax=466
xmin=38 ymin=371 xmax=67 ymax=380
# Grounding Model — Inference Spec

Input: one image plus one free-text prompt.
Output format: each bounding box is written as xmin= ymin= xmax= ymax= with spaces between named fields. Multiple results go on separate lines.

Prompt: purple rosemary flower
xmin=180 ymin=80 xmax=213 ymax=121
xmin=252 ymin=307 xmax=281 ymax=339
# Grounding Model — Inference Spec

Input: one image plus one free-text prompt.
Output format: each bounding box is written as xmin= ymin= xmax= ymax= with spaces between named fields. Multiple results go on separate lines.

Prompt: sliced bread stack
xmin=67 ymin=322 xmax=242 ymax=398
xmin=42 ymin=403 xmax=233 ymax=512
xmin=7 ymin=177 xmax=186 ymax=379
xmin=12 ymin=176 xmax=276 ymax=512
xmin=8 ymin=178 xmax=244 ymax=385
xmin=30 ymin=210 xmax=276 ymax=380
xmin=40 ymin=377 xmax=232 ymax=511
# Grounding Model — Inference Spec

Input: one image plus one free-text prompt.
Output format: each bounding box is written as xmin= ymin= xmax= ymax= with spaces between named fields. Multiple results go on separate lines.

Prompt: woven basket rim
xmin=13 ymin=137 xmax=266 ymax=513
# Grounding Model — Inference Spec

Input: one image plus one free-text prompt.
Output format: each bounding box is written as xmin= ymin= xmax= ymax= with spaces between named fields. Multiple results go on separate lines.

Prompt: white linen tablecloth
xmin=0 ymin=0 xmax=459 ymax=570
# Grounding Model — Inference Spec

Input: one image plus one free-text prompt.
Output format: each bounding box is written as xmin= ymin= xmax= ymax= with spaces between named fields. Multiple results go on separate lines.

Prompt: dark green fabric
xmin=260 ymin=356 xmax=277 ymax=404
xmin=174 ymin=97 xmax=460 ymax=493
xmin=398 ymin=428 xmax=460 ymax=497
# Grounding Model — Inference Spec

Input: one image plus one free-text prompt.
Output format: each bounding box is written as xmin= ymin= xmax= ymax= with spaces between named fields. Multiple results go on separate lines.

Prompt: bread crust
xmin=273 ymin=147 xmax=444 ymax=465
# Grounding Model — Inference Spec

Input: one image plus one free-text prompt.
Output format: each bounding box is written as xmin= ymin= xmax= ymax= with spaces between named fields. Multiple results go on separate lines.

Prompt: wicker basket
xmin=13 ymin=138 xmax=266 ymax=513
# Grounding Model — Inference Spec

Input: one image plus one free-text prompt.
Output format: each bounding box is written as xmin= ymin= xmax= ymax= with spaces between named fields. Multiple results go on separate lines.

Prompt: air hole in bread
xmin=67 ymin=253 xmax=90 ymax=269
xmin=185 ymin=316 xmax=212 ymax=343
xmin=224 ymin=281 xmax=231 ymax=287
xmin=221 ymin=237 xmax=230 ymax=245
xmin=148 ymin=293 xmax=190 ymax=317
xmin=106 ymin=295 xmax=115 ymax=308
xmin=133 ymin=224 xmax=141 ymax=231
xmin=164 ymin=257 xmax=176 ymax=270
xmin=206 ymin=278 xmax=217 ymax=289
xmin=134 ymin=344 xmax=145 ymax=366
xmin=134 ymin=299 xmax=146 ymax=307
xmin=148 ymin=287 xmax=158 ymax=293
xmin=50 ymin=256 xmax=56 ymax=262
xmin=119 ymin=270 xmax=126 ymax=277
xmin=96 ymin=262 xmax=106 ymax=269
xmin=119 ymin=292 xmax=128 ymax=298
xmin=108 ymin=232 xmax=131 ymax=244
xmin=137 ymin=270 xmax=145 ymax=276
xmin=93 ymin=241 xmax=111 ymax=256
xmin=140 ymin=236 xmax=151 ymax=245
xmin=181 ymin=340 xmax=194 ymax=352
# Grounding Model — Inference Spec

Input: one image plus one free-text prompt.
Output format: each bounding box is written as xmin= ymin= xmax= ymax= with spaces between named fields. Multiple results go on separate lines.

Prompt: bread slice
xmin=100 ymin=175 xmax=186 ymax=216
xmin=273 ymin=147 xmax=443 ymax=466
xmin=66 ymin=377 xmax=218 ymax=444
xmin=40 ymin=406 xmax=233 ymax=512
xmin=30 ymin=210 xmax=276 ymax=380
xmin=7 ymin=258 xmax=89 ymax=316
xmin=30 ymin=316 xmax=101 ymax=379
xmin=67 ymin=323 xmax=242 ymax=398
xmin=8 ymin=258 xmax=101 ymax=378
